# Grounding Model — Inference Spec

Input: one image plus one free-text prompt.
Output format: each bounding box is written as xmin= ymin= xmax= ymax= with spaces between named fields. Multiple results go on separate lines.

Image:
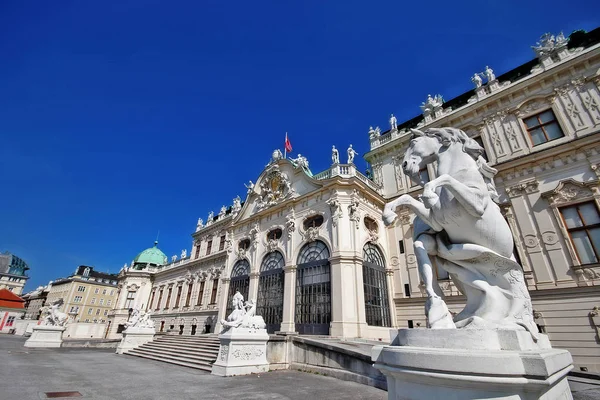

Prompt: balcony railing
xmin=313 ymin=164 xmax=381 ymax=192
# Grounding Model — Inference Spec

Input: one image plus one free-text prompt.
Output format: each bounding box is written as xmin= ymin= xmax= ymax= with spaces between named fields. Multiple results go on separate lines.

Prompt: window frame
xmin=523 ymin=109 xmax=564 ymax=147
xmin=559 ymin=201 xmax=600 ymax=265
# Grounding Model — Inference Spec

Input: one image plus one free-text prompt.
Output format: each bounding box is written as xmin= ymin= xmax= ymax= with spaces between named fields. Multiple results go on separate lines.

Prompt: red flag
xmin=285 ymin=134 xmax=292 ymax=153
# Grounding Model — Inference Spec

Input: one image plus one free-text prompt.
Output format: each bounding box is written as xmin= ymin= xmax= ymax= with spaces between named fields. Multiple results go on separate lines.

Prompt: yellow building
xmin=44 ymin=266 xmax=118 ymax=324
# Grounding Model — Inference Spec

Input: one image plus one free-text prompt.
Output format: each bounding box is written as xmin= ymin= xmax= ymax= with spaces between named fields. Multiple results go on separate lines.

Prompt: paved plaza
xmin=0 ymin=336 xmax=386 ymax=400
xmin=2 ymin=335 xmax=600 ymax=400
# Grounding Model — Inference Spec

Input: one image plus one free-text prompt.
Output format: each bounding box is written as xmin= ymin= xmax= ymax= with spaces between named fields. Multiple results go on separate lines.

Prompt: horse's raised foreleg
xmin=383 ymin=194 xmax=441 ymax=230
xmin=423 ymin=174 xmax=488 ymax=217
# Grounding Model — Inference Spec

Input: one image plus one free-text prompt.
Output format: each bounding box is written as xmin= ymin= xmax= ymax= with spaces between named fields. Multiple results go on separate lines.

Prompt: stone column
xmin=329 ymin=254 xmax=363 ymax=338
xmin=214 ymin=277 xmax=230 ymax=333
xmin=279 ymin=264 xmax=297 ymax=333
xmin=249 ymin=272 xmax=260 ymax=302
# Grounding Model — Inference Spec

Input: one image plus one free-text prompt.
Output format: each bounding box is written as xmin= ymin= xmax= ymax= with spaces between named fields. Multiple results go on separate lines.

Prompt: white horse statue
xmin=383 ymin=127 xmax=538 ymax=337
xmin=44 ymin=299 xmax=69 ymax=327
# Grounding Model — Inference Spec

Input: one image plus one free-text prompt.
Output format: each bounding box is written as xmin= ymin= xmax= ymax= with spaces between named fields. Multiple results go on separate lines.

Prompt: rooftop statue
xmin=207 ymin=211 xmax=214 ymax=225
xmin=181 ymin=249 xmax=187 ymax=259
xmin=471 ymin=73 xmax=482 ymax=88
xmin=245 ymin=180 xmax=255 ymax=194
xmin=347 ymin=144 xmax=358 ymax=164
xmin=219 ymin=205 xmax=227 ymax=217
xmin=232 ymin=196 xmax=242 ymax=213
xmin=484 ymin=66 xmax=495 ymax=82
xmin=382 ymin=127 xmax=537 ymax=337
xmin=390 ymin=114 xmax=397 ymax=130
xmin=331 ymin=145 xmax=339 ymax=164
xmin=197 ymin=218 xmax=204 ymax=229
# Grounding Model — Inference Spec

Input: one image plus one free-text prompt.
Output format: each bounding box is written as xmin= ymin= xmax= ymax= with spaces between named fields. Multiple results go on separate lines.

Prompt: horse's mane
xmin=419 ymin=127 xmax=500 ymax=202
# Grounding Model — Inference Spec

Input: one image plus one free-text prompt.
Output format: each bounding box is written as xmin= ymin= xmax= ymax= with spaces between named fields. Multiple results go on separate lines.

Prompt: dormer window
xmin=267 ymin=228 xmax=283 ymax=241
xmin=303 ymin=215 xmax=324 ymax=230
xmin=239 ymin=239 xmax=251 ymax=251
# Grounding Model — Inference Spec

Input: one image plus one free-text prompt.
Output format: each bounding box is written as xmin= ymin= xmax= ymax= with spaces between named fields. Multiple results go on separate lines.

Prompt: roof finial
xmin=154 ymin=230 xmax=160 ymax=246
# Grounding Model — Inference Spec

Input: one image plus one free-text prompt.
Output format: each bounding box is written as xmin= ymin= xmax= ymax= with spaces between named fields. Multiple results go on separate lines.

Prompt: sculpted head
xmin=402 ymin=127 xmax=484 ymax=177
xmin=232 ymin=290 xmax=244 ymax=309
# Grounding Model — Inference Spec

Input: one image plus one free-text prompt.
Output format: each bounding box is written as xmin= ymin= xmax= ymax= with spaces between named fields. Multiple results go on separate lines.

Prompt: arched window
xmin=257 ymin=251 xmax=285 ymax=333
xmin=227 ymin=259 xmax=250 ymax=317
xmin=297 ymin=240 xmax=330 ymax=264
xmin=364 ymin=216 xmax=378 ymax=232
xmin=362 ymin=242 xmax=391 ymax=327
xmin=295 ymin=240 xmax=331 ymax=335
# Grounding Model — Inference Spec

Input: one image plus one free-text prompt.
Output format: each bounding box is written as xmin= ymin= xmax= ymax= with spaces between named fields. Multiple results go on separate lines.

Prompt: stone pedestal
xmin=212 ymin=327 xmax=269 ymax=376
xmin=373 ymin=329 xmax=573 ymax=400
xmin=24 ymin=325 xmax=65 ymax=348
xmin=115 ymin=327 xmax=155 ymax=354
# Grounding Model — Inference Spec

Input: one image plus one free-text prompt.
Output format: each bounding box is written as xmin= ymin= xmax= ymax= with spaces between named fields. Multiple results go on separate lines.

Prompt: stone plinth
xmin=373 ymin=329 xmax=573 ymax=400
xmin=24 ymin=325 xmax=65 ymax=348
xmin=212 ymin=327 xmax=269 ymax=377
xmin=115 ymin=327 xmax=155 ymax=354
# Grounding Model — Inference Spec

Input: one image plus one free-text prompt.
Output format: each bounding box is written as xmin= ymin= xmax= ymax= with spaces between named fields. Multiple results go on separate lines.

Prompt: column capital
xmin=250 ymin=271 xmax=260 ymax=278
xmin=283 ymin=265 xmax=297 ymax=272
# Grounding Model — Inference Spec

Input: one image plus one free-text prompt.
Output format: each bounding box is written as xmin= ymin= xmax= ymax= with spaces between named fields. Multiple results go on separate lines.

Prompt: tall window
xmin=124 ymin=291 xmax=135 ymax=309
xmin=195 ymin=245 xmax=201 ymax=259
xmin=91 ymin=298 xmax=96 ymax=304
xmin=219 ymin=235 xmax=226 ymax=251
xmin=74 ymin=296 xmax=82 ymax=302
xmin=165 ymin=288 xmax=172 ymax=309
xmin=174 ymin=286 xmax=182 ymax=308
xmin=210 ymin=279 xmax=219 ymax=304
xmin=185 ymin=283 xmax=193 ymax=307
xmin=560 ymin=202 xmax=600 ymax=264
xmin=155 ymin=289 xmax=163 ymax=310
xmin=94 ymin=288 xmax=99 ymax=294
xmin=362 ymin=243 xmax=392 ymax=327
xmin=149 ymin=291 xmax=156 ymax=310
xmin=77 ymin=286 xmax=86 ymax=292
xmin=206 ymin=240 xmax=213 ymax=255
xmin=197 ymin=281 xmax=205 ymax=306
xmin=523 ymin=110 xmax=564 ymax=146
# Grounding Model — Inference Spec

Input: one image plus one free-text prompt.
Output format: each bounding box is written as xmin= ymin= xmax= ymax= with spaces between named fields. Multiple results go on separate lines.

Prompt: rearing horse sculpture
xmin=383 ymin=127 xmax=537 ymax=336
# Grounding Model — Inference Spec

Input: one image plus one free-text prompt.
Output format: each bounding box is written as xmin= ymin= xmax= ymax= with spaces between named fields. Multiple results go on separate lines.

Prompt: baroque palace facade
xmin=108 ymin=28 xmax=600 ymax=372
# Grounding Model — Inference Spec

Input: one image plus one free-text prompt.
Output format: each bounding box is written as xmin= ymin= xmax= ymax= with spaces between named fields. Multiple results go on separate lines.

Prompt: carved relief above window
xmin=364 ymin=216 xmax=379 ymax=242
xmin=301 ymin=214 xmax=324 ymax=243
xmin=541 ymin=179 xmax=598 ymax=206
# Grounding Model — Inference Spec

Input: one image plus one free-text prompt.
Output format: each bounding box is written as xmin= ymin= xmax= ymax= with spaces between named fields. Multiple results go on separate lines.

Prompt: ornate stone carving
xmin=541 ymin=179 xmax=598 ymax=206
xmin=523 ymin=234 xmax=539 ymax=249
xmin=232 ymin=345 xmax=265 ymax=361
xmin=532 ymin=32 xmax=568 ymax=57
xmin=390 ymin=256 xmax=399 ymax=267
xmin=583 ymin=93 xmax=600 ymax=122
xmin=304 ymin=226 xmax=320 ymax=242
xmin=541 ymin=231 xmax=559 ymax=246
xmin=285 ymin=209 xmax=295 ymax=239
xmin=256 ymin=164 xmax=295 ymax=211
xmin=266 ymin=238 xmax=279 ymax=253
xmin=348 ymin=198 xmax=360 ymax=229
xmin=326 ymin=198 xmax=343 ymax=227
xmin=506 ymin=179 xmax=539 ymax=198
xmin=219 ymin=344 xmax=229 ymax=361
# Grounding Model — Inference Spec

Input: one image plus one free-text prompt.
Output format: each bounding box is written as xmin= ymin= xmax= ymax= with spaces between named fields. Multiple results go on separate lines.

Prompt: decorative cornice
xmin=505 ymin=179 xmax=539 ymax=198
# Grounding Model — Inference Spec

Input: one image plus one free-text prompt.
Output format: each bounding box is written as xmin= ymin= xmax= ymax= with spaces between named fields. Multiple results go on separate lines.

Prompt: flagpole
xmin=284 ymin=132 xmax=288 ymax=159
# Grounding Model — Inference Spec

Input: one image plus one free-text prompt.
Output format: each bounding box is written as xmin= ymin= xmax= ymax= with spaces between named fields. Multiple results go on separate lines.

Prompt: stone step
xmin=130 ymin=346 xmax=217 ymax=364
xmin=154 ymin=338 xmax=220 ymax=345
xmin=142 ymin=342 xmax=219 ymax=357
xmin=149 ymin=340 xmax=220 ymax=350
xmin=124 ymin=351 xmax=212 ymax=372
xmin=154 ymin=336 xmax=219 ymax=344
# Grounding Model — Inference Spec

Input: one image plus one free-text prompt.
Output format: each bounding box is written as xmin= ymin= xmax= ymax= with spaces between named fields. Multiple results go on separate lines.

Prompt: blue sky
xmin=0 ymin=1 xmax=597 ymax=291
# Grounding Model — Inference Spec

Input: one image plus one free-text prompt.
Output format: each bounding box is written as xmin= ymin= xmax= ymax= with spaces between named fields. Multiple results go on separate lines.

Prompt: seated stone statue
xmin=220 ymin=291 xmax=266 ymax=332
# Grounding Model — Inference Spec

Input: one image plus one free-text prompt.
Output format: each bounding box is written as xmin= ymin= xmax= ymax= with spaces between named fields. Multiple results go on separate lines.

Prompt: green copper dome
xmin=133 ymin=241 xmax=167 ymax=269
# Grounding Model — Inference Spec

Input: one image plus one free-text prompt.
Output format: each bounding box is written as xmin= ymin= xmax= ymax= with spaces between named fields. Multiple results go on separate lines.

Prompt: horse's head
xmin=403 ymin=127 xmax=484 ymax=178
xmin=402 ymin=129 xmax=441 ymax=178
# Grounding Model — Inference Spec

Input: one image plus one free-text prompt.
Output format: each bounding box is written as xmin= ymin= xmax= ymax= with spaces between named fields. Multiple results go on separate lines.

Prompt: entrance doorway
xmin=295 ymin=240 xmax=331 ymax=335
xmin=256 ymin=251 xmax=284 ymax=333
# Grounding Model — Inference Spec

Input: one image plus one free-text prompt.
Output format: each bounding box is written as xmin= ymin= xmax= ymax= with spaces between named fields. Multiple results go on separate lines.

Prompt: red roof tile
xmin=0 ymin=289 xmax=25 ymax=309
